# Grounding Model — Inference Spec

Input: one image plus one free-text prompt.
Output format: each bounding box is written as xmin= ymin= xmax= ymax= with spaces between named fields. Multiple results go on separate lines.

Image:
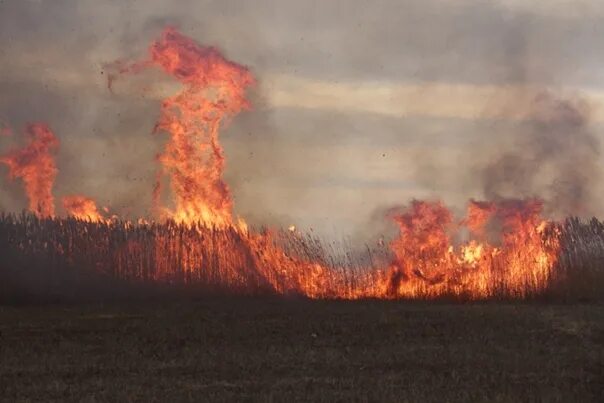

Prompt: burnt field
xmin=0 ymin=299 xmax=602 ymax=402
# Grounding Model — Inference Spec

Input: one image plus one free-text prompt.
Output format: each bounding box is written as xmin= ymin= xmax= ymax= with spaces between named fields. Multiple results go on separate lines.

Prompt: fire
xmin=460 ymin=242 xmax=484 ymax=266
xmin=388 ymin=200 xmax=454 ymax=285
xmin=0 ymin=28 xmax=568 ymax=301
xmin=107 ymin=29 xmax=562 ymax=299
xmin=113 ymin=27 xmax=255 ymax=227
xmin=372 ymin=199 xmax=560 ymax=299
xmin=0 ymin=124 xmax=59 ymax=217
xmin=62 ymin=195 xmax=104 ymax=222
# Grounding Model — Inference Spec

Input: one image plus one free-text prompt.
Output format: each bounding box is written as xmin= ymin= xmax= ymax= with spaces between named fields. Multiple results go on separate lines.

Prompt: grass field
xmin=0 ymin=299 xmax=602 ymax=402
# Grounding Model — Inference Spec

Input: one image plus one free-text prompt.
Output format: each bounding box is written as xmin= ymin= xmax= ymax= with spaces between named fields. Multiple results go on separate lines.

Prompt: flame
xmin=114 ymin=27 xmax=255 ymax=227
xmin=103 ymin=29 xmax=563 ymax=299
xmin=62 ymin=195 xmax=104 ymax=222
xmin=0 ymin=123 xmax=59 ymax=217
xmin=372 ymin=198 xmax=560 ymax=299
xmin=0 ymin=28 xmax=566 ymax=301
xmin=460 ymin=241 xmax=484 ymax=266
xmin=126 ymin=196 xmax=560 ymax=300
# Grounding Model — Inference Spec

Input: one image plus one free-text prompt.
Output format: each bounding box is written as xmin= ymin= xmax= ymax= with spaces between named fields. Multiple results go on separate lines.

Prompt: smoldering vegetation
xmin=0 ymin=212 xmax=602 ymax=304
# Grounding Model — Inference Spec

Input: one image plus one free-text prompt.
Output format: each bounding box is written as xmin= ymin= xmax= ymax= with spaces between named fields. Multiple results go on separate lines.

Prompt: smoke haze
xmin=1 ymin=0 xmax=604 ymax=242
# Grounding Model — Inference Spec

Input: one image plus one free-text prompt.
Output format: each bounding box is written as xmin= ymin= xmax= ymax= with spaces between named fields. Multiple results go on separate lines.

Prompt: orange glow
xmin=0 ymin=124 xmax=59 ymax=217
xmin=62 ymin=195 xmax=104 ymax=222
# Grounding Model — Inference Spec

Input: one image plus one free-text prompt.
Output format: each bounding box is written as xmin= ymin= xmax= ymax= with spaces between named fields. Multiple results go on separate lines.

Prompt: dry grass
xmin=0 ymin=212 xmax=603 ymax=302
xmin=1 ymin=213 xmax=602 ymax=401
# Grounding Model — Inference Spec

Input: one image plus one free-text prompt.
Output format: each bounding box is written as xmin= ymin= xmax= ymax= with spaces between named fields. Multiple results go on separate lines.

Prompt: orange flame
xmin=0 ymin=28 xmax=566 ymax=301
xmin=0 ymin=123 xmax=59 ymax=217
xmin=114 ymin=27 xmax=255 ymax=227
xmin=103 ymin=28 xmax=563 ymax=300
xmin=62 ymin=195 xmax=104 ymax=222
xmin=372 ymin=199 xmax=560 ymax=299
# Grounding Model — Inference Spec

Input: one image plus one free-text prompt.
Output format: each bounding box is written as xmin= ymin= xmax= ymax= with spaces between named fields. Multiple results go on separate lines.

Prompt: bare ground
xmin=0 ymin=298 xmax=602 ymax=402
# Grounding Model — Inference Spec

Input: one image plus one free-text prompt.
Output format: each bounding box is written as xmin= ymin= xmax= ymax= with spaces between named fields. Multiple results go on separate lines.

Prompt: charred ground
xmin=0 ymin=298 xmax=602 ymax=402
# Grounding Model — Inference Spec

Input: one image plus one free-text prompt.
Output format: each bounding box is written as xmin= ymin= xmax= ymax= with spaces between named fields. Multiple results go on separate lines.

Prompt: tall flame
xmin=100 ymin=28 xmax=563 ymax=300
xmin=0 ymin=28 xmax=569 ymax=301
xmin=114 ymin=27 xmax=255 ymax=226
xmin=0 ymin=123 xmax=59 ymax=217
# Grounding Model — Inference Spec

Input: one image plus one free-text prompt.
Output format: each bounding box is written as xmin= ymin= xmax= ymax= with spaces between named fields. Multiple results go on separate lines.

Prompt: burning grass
xmin=0 ymin=28 xmax=602 ymax=303
xmin=0 ymin=212 xmax=602 ymax=303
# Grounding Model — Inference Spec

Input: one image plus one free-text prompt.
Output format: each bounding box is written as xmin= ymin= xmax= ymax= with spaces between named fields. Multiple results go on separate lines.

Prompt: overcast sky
xmin=1 ymin=0 xmax=604 ymax=241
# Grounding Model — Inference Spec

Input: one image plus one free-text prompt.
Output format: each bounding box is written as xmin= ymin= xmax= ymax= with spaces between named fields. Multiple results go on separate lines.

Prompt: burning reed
xmin=0 ymin=211 xmax=601 ymax=301
xmin=1 ymin=28 xmax=602 ymax=302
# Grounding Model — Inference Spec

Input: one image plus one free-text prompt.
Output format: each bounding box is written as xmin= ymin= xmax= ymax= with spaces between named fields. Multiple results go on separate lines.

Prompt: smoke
xmin=1 ymin=0 xmax=604 ymax=238
xmin=480 ymin=91 xmax=600 ymax=217
xmin=407 ymin=8 xmax=604 ymax=221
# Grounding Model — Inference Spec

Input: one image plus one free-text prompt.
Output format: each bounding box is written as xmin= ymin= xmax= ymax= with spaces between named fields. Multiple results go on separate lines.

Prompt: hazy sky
xmin=1 ymin=0 xmax=604 ymax=240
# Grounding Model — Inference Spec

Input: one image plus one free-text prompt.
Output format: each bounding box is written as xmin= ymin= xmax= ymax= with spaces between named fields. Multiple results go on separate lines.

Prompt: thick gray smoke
xmin=481 ymin=92 xmax=600 ymax=217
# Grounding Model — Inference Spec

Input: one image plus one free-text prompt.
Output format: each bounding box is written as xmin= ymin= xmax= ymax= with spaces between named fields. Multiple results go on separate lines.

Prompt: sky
xmin=1 ymin=0 xmax=604 ymax=242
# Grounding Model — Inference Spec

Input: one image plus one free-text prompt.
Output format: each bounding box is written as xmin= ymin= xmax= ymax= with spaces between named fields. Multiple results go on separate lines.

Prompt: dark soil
xmin=0 ymin=298 xmax=602 ymax=402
